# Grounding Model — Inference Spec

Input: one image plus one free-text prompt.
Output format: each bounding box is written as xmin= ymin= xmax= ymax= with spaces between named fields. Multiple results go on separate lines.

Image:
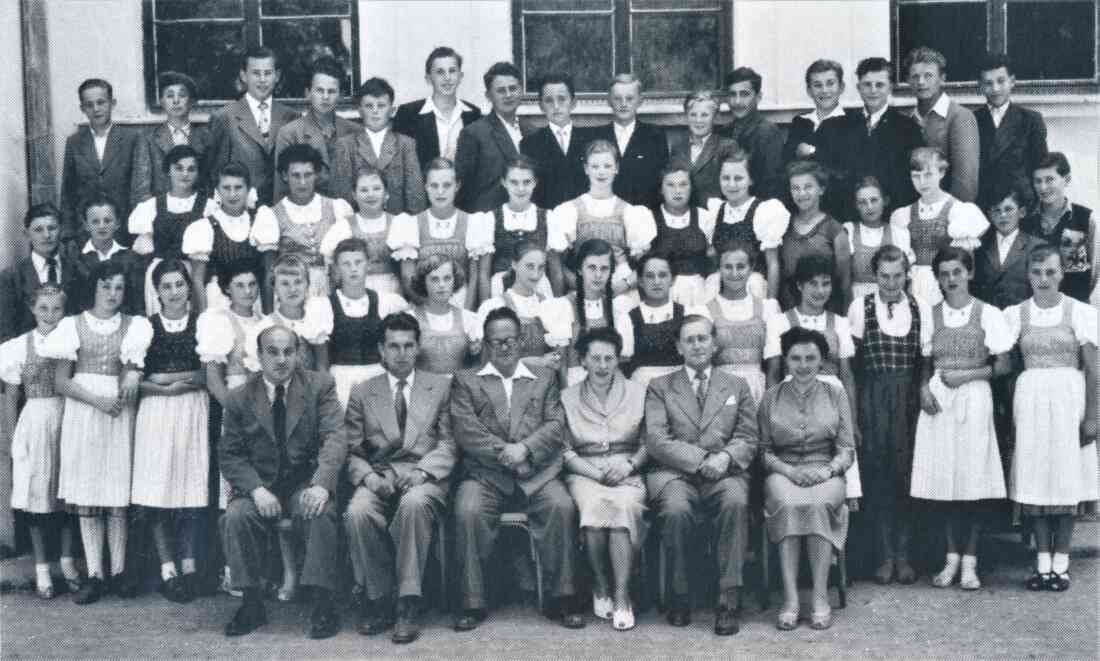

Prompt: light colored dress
xmin=889 ymin=195 xmax=988 ymax=307
xmin=389 ymin=209 xmax=495 ymax=308
xmin=1 ymin=330 xmax=64 ymax=513
xmin=251 ymin=194 xmax=354 ymax=298
xmin=842 ymin=221 xmax=916 ymax=301
xmin=561 ymin=375 xmax=648 ymax=549
xmin=413 ymin=305 xmax=482 ymax=376
xmin=40 ymin=312 xmax=154 ymax=508
xmin=1005 ymin=297 xmax=1099 ymax=511
xmin=700 ymin=294 xmax=781 ymax=404
xmin=910 ymin=299 xmax=1013 ymax=501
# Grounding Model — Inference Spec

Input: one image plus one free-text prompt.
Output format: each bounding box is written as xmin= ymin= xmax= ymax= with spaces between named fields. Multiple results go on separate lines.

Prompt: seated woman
xmin=560 ymin=327 xmax=647 ymax=631
xmin=411 ymin=255 xmax=481 ymax=375
xmin=759 ymin=326 xmax=855 ymax=631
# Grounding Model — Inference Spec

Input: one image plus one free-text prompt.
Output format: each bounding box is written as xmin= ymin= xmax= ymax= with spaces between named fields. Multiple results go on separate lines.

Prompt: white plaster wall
xmin=0 ymin=2 xmax=29 ymax=270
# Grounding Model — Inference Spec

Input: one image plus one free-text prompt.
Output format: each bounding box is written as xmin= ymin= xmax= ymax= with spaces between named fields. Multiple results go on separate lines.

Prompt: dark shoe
xmin=112 ymin=572 xmax=139 ymax=599
xmin=224 ymin=601 xmax=267 ymax=637
xmin=895 ymin=558 xmax=917 ymax=585
xmin=1044 ymin=571 xmax=1070 ymax=592
xmin=873 ymin=559 xmax=895 ymax=585
xmin=309 ymin=603 xmax=341 ymax=639
xmin=453 ymin=608 xmax=485 ymax=632
xmin=160 ymin=575 xmax=192 ymax=604
xmin=560 ymin=610 xmax=586 ymax=629
xmin=666 ymin=596 xmax=691 ymax=627
xmin=357 ymin=598 xmax=395 ymax=636
xmin=714 ymin=606 xmax=739 ymax=636
xmin=1025 ymin=571 xmax=1045 ymax=591
xmin=73 ymin=577 xmax=104 ymax=605
xmin=391 ymin=597 xmax=421 ymax=644
xmin=546 ymin=597 xmax=585 ymax=629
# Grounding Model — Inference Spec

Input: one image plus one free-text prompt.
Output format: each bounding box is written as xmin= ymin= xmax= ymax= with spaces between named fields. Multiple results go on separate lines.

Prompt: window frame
xmin=890 ymin=0 xmax=1100 ymax=93
xmin=510 ymin=0 xmax=734 ymax=101
xmin=142 ymin=0 xmax=361 ymax=110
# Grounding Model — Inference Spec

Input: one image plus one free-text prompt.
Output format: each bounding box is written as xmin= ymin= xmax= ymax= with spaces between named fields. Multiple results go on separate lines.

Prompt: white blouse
xmin=919 ymin=299 xmax=1014 ymax=356
xmin=537 ymin=294 xmax=636 ymax=357
xmin=195 ymin=309 xmax=263 ymax=365
xmin=763 ymin=310 xmax=855 ymax=361
xmin=319 ymin=213 xmax=399 ymax=263
xmin=547 ymin=194 xmax=657 ymax=257
xmin=39 ymin=312 xmax=154 ymax=368
xmin=1003 ymin=297 xmax=1098 ymax=347
xmin=250 ymin=195 xmax=355 ymax=252
xmin=477 ymin=290 xmax=545 ymax=328
xmin=334 ymin=288 xmax=408 ymax=319
xmin=707 ymin=196 xmax=790 ymax=251
xmin=842 ymin=222 xmax=916 ymax=263
xmin=420 ymin=306 xmax=483 ymax=341
xmin=889 ymin=195 xmax=989 ymax=251
xmin=241 ymin=298 xmax=336 ymax=372
xmin=847 ymin=292 xmax=933 ymax=339
xmin=387 ymin=210 xmax=495 ymax=261
xmin=699 ymin=294 xmax=781 ymax=324
xmin=182 ymin=207 xmax=254 ymax=261
xmin=0 ymin=329 xmax=55 ymax=385
xmin=659 ymin=206 xmax=716 ymax=244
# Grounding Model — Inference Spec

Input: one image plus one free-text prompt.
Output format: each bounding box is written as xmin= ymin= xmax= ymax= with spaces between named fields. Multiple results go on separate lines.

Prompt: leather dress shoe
xmin=111 ymin=572 xmax=139 ymax=599
xmin=714 ymin=606 xmax=740 ymax=636
xmin=454 ymin=608 xmax=486 ymax=632
xmin=73 ymin=577 xmax=105 ymax=605
xmin=358 ymin=598 xmax=395 ymax=636
xmin=224 ymin=600 xmax=267 ymax=637
xmin=309 ymin=603 xmax=341 ymax=639
xmin=391 ymin=597 xmax=421 ymax=644
xmin=666 ymin=596 xmax=691 ymax=627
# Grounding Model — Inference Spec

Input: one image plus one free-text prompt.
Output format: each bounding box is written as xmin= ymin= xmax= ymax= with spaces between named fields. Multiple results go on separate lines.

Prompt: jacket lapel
xmin=669 ymin=369 xmax=702 ymax=425
xmin=232 ymin=99 xmax=267 ymax=148
xmin=99 ymin=127 xmax=124 ymax=173
xmin=249 ymin=377 xmax=276 ymax=441
xmin=283 ymin=371 xmax=307 ymax=441
xmin=460 ymin=103 xmax=481 ymax=126
xmin=418 ymin=112 xmax=439 ymax=152
xmin=1000 ymin=232 xmax=1030 ymax=273
xmin=356 ymin=132 xmax=378 ymax=167
xmin=376 ymin=131 xmax=398 ymax=171
xmin=402 ymin=373 xmax=434 ymax=449
xmin=77 ymin=127 xmax=101 ymax=172
xmin=489 ymin=114 xmax=519 ymax=160
xmin=482 ymin=374 xmax=511 ymax=437
xmin=508 ymin=376 xmax=536 ymax=439
xmin=367 ymin=376 xmax=402 ymax=447
xmin=699 ymin=370 xmax=734 ymax=429
xmin=154 ymin=124 xmax=175 ymax=157
xmin=691 ymin=135 xmax=718 ymax=173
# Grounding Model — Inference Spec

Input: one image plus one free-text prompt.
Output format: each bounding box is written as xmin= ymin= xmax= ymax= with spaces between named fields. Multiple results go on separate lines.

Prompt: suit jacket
xmin=594 ymin=121 xmax=669 ymax=210
xmin=910 ymin=100 xmax=980 ymax=203
xmin=60 ymin=124 xmax=145 ymax=244
xmin=219 ymin=369 xmax=347 ymax=497
xmin=973 ymin=229 xmax=1046 ymax=309
xmin=974 ymin=104 xmax=1048 ymax=210
xmin=520 ymin=124 xmax=599 ymax=210
xmin=718 ymin=111 xmax=786 ymax=199
xmin=344 ymin=370 xmax=457 ymax=488
xmin=73 ymin=247 xmax=146 ymax=316
xmin=450 ymin=364 xmax=565 ymax=496
xmin=454 ymin=113 xmax=532 ymax=212
xmin=644 ymin=367 xmax=759 ymax=497
xmin=668 ymin=133 xmax=739 ymax=208
xmin=331 ymin=129 xmax=427 ymax=215
xmin=782 ymin=115 xmax=817 ymax=166
xmin=206 ymin=97 xmax=300 ymax=207
xmin=393 ymin=98 xmax=483 ymax=172
xmin=273 ymin=113 xmax=361 ymax=202
xmin=0 ymin=252 xmax=83 ymax=343
xmin=133 ymin=123 xmax=214 ymax=202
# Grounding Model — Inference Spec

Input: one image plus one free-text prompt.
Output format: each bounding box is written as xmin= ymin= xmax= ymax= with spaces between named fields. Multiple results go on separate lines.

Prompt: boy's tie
xmin=694 ymin=370 xmax=708 ymax=411
xmin=257 ymin=100 xmax=270 ymax=136
xmin=45 ymin=256 xmax=58 ymax=284
xmin=394 ymin=378 xmax=408 ymax=437
xmin=556 ymin=128 xmax=568 ymax=154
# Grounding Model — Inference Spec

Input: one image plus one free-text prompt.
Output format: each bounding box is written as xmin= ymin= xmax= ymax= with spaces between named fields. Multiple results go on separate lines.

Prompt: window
xmin=511 ymin=0 xmax=733 ymax=96
xmin=893 ymin=0 xmax=1098 ymax=85
xmin=142 ymin=0 xmax=359 ymax=108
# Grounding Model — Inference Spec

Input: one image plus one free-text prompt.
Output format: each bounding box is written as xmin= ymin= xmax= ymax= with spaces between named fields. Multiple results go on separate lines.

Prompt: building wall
xmin=0 ymin=2 xmax=29 ymax=271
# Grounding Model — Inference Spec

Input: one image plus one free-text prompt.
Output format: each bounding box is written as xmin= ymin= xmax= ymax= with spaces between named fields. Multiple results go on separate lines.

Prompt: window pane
xmin=631 ymin=0 xmax=721 ymax=10
xmin=522 ymin=15 xmax=614 ymax=93
xmin=897 ymin=2 xmax=988 ymax=82
xmin=1008 ymin=1 xmax=1096 ymax=79
xmin=154 ymin=0 xmax=242 ymax=21
xmin=632 ymin=14 xmax=721 ymax=91
xmin=261 ymin=0 xmax=351 ymax=17
xmin=262 ymin=17 xmax=355 ymax=97
xmin=521 ymin=0 xmax=612 ymax=10
xmin=155 ymin=22 xmax=246 ymax=101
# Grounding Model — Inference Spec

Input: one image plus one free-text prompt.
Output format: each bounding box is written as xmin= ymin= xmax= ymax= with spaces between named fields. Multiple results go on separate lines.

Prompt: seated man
xmin=344 ymin=312 xmax=457 ymax=644
xmin=645 ymin=314 xmax=758 ymax=635
xmin=219 ymin=325 xmax=346 ymax=639
xmin=450 ymin=307 xmax=584 ymax=631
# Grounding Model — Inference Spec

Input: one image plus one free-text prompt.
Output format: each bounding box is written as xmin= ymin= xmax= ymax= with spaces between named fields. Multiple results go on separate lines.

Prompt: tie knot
xmin=275 ymin=384 xmax=285 ymax=400
xmin=396 ymin=378 xmax=407 ymax=391
xmin=258 ymin=100 xmax=268 ymax=111
xmin=695 ymin=370 xmax=707 ymax=384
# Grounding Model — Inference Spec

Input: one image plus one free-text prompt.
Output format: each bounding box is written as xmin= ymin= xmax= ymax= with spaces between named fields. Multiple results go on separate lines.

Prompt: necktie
xmin=257 ymin=100 xmax=269 ymax=136
xmin=556 ymin=128 xmax=568 ymax=153
xmin=273 ymin=384 xmax=287 ymax=446
xmin=45 ymin=257 xmax=58 ymax=284
xmin=394 ymin=379 xmax=407 ymax=436
xmin=694 ymin=370 xmax=708 ymax=411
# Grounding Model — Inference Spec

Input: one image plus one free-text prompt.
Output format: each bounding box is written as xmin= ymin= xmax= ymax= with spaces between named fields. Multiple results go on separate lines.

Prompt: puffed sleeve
xmin=752 ymin=199 xmax=791 ymax=250
xmin=889 ymin=205 xmax=912 ymax=232
xmin=242 ymin=316 xmax=274 ymax=373
xmin=762 ymin=298 xmax=782 ymax=321
xmin=465 ymin=211 xmax=496 ymax=258
xmin=127 ymin=197 xmax=158 ymax=236
xmin=623 ymin=204 xmax=657 ymax=258
xmin=1002 ymin=303 xmax=1023 ymax=343
xmin=1071 ymin=299 xmax=1098 ymax=347
xmin=202 ymin=195 xmax=220 ymax=218
xmin=182 ymin=218 xmax=215 ymax=261
xmin=195 ymin=310 xmax=235 ymax=364
xmin=387 ymin=213 xmax=421 ymax=261
xmin=947 ymin=201 xmax=990 ymax=251
xmin=119 ymin=316 xmax=155 ymax=368
xmin=460 ymin=308 xmax=483 ymax=343
xmin=319 ymin=219 xmax=353 ymax=263
xmin=612 ymin=295 xmax=635 ymax=358
xmin=547 ymin=201 xmax=579 ymax=252
xmin=847 ymin=297 xmax=867 ymax=340
xmin=38 ymin=316 xmax=80 ymax=361
xmin=979 ymin=303 xmax=1014 ymax=355
xmin=697 ymin=206 xmax=717 ymax=244
xmin=378 ymin=292 xmax=410 ymax=317
xmin=538 ymin=296 xmax=576 ymax=348
xmin=763 ymin=312 xmax=791 ymax=360
xmin=332 ymin=198 xmax=355 ymax=222
xmin=891 ymin=225 xmax=918 ymax=265
xmin=249 ymin=206 xmax=281 ymax=252
xmin=302 ymin=296 xmax=334 ymax=345
xmin=834 ymin=314 xmax=856 ymax=359
xmin=919 ymin=303 xmax=937 ymax=356
xmin=476 ymin=297 xmax=505 ymax=329
xmin=0 ymin=334 xmax=28 ymax=385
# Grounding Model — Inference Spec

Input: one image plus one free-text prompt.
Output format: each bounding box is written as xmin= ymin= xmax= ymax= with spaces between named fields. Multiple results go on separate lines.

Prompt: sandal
xmin=612 ymin=604 xmax=635 ymax=631
xmin=776 ymin=609 xmax=799 ymax=631
xmin=1043 ymin=572 xmax=1069 ymax=592
xmin=1024 ymin=571 xmax=1045 ymax=591
xmin=809 ymin=609 xmax=833 ymax=630
xmin=593 ymin=595 xmax=613 ymax=620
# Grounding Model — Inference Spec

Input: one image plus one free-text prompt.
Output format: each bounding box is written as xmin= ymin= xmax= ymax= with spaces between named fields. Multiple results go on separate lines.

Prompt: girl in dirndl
xmin=780 ymin=160 xmax=852 ymax=313
xmin=487 ymin=157 xmax=554 ymax=300
xmin=411 ymin=255 xmax=482 ymax=375
xmin=650 ymin=162 xmax=714 ymax=306
xmin=1005 ymin=245 xmax=1098 ymax=592
xmin=477 ymin=241 xmax=558 ymax=369
xmin=319 ymin=165 xmax=404 ymax=296
xmin=625 ymin=253 xmax=685 ymax=386
xmin=244 ymin=253 xmax=333 ymax=373
xmin=845 ymin=176 xmax=914 ymax=301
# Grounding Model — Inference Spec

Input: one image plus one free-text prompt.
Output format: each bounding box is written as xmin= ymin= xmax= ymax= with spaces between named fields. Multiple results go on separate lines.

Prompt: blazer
xmin=973 ymin=229 xmax=1046 ymax=309
xmin=909 ymin=99 xmax=980 ymax=203
xmin=450 ymin=364 xmax=565 ymax=496
xmin=643 ymin=367 xmax=759 ymax=497
xmin=393 ymin=98 xmax=483 ymax=172
xmin=520 ymin=124 xmax=599 ymax=210
xmin=60 ymin=124 xmax=145 ymax=244
xmin=206 ymin=97 xmax=300 ymax=207
xmin=454 ymin=113 xmax=532 ymax=213
xmin=331 ymin=129 xmax=427 ymax=215
xmin=781 ymin=115 xmax=817 ymax=166
xmin=344 ymin=370 xmax=457 ymax=488
xmin=718 ymin=111 xmax=786 ymax=199
xmin=974 ymin=104 xmax=1048 ymax=210
xmin=133 ymin=123 xmax=214 ymax=202
xmin=273 ymin=113 xmax=361 ymax=202
xmin=219 ymin=369 xmax=347 ymax=497
xmin=73 ymin=247 xmax=146 ymax=316
xmin=593 ymin=121 xmax=669 ymax=210
xmin=0 ymin=252 xmax=83 ymax=343
xmin=668 ymin=133 xmax=739 ymax=208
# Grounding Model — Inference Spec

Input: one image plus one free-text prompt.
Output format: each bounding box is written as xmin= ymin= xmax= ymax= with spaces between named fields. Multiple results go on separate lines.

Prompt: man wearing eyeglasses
xmin=449 ymin=306 xmax=585 ymax=631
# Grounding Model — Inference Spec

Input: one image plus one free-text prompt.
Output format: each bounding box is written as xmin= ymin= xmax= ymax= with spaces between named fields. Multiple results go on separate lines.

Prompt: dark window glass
xmin=261 ymin=0 xmax=351 ymax=17
xmin=632 ymin=13 xmax=722 ymax=91
xmin=631 ymin=0 xmax=720 ymax=9
xmin=897 ymin=2 xmax=988 ymax=82
xmin=154 ymin=22 xmax=246 ymax=100
xmin=154 ymin=0 xmax=242 ymax=21
xmin=521 ymin=0 xmax=612 ymax=10
xmin=261 ymin=17 xmax=355 ymax=97
xmin=521 ymin=14 xmax=615 ymax=94
xmin=1008 ymin=1 xmax=1096 ymax=80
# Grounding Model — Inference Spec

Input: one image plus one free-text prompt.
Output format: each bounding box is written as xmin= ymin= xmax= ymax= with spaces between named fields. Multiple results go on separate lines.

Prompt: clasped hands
xmin=363 ymin=468 xmax=430 ymax=498
xmin=99 ymin=370 xmax=142 ymax=417
xmin=784 ymin=464 xmax=833 ymax=488
xmin=584 ymin=456 xmax=634 ymax=486
xmin=251 ymin=484 xmax=329 ymax=520
xmin=498 ymin=442 xmax=533 ymax=477
xmin=697 ymin=451 xmax=732 ymax=481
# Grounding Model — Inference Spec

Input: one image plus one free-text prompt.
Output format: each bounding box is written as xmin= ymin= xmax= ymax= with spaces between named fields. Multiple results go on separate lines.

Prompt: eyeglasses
xmin=485 ymin=337 xmax=519 ymax=350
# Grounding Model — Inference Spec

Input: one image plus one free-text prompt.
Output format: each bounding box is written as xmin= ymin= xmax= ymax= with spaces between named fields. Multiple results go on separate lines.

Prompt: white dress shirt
xmin=613 ymin=121 xmax=635 ymax=155
xmin=245 ymin=94 xmax=272 ymax=134
xmin=996 ymin=229 xmax=1019 ymax=265
xmin=421 ymin=97 xmax=464 ymax=161
xmin=386 ymin=370 xmax=414 ymax=403
xmin=496 ymin=113 xmax=523 ymax=150
xmin=551 ymin=122 xmax=572 ymax=153
xmin=30 ymin=252 xmax=61 ymax=284
xmin=91 ymin=125 xmax=112 ymax=162
xmin=988 ymin=102 xmax=1010 ymax=129
xmin=864 ymin=103 xmax=890 ymax=132
xmin=477 ymin=359 xmax=537 ymax=402
xmin=82 ymin=240 xmax=126 ymax=262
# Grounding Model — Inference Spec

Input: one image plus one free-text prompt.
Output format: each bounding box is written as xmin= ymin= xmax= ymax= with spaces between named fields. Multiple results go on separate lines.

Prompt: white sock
xmin=943 ymin=552 xmax=960 ymax=568
xmin=161 ymin=561 xmax=178 ymax=582
xmin=35 ymin=563 xmax=52 ymax=589
xmin=79 ymin=516 xmax=105 ymax=579
xmin=59 ymin=556 xmax=79 ymax=581
xmin=1036 ymin=552 xmax=1052 ymax=573
xmin=107 ymin=511 xmax=128 ymax=577
xmin=180 ymin=558 xmax=196 ymax=575
xmin=1052 ymin=552 xmax=1070 ymax=574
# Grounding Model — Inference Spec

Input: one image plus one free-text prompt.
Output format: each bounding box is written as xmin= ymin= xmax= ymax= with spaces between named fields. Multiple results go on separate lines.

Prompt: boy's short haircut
xmin=24 ymin=202 xmax=61 ymax=229
xmin=805 ymin=59 xmax=844 ymax=86
xmin=723 ymin=67 xmax=762 ymax=94
xmin=1035 ymin=152 xmax=1071 ymax=177
xmin=158 ymin=71 xmax=198 ymax=100
xmin=333 ymin=237 xmax=370 ymax=264
xmin=424 ymin=46 xmax=463 ymax=76
xmin=1028 ymin=243 xmax=1062 ymax=267
xmin=988 ymin=178 xmax=1034 ymax=211
xmin=978 ymin=52 xmax=1013 ymax=77
xmin=78 ymin=78 xmax=113 ymax=101
xmin=683 ymin=89 xmax=720 ymax=113
xmin=538 ymin=72 xmax=575 ymax=99
xmin=79 ymin=189 xmax=120 ymax=221
xmin=904 ymin=47 xmax=947 ymax=76
xmin=217 ymin=161 xmax=252 ymax=188
xmin=856 ymin=57 xmax=893 ymax=81
xmin=786 ymin=159 xmax=829 ymax=188
xmin=240 ymin=46 xmax=278 ymax=70
xmin=482 ymin=62 xmax=522 ymax=91
xmin=909 ymin=146 xmax=949 ymax=173
xmin=277 ymin=143 xmax=324 ymax=175
xmin=162 ymin=144 xmax=201 ymax=174
xmin=309 ymin=56 xmax=346 ymax=87
xmin=609 ymin=72 xmax=643 ymax=93
xmin=356 ymin=77 xmax=395 ymax=104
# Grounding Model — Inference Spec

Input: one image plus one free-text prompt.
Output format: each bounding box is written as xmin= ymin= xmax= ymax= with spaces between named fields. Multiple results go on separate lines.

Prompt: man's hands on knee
xmin=251 ymin=486 xmax=282 ymax=519
xmin=364 ymin=472 xmax=396 ymax=498
xmin=298 ymin=485 xmax=330 ymax=519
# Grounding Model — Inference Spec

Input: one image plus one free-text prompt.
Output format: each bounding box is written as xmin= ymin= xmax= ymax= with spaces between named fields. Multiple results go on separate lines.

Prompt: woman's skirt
xmin=858 ymin=371 xmax=919 ymax=516
xmin=10 ymin=397 xmax=65 ymax=513
xmin=331 ymin=363 xmax=387 ymax=408
xmin=764 ymin=472 xmax=849 ymax=550
xmin=131 ymin=389 xmax=210 ymax=508
xmin=563 ymin=454 xmax=647 ymax=550
xmin=58 ymin=374 xmax=135 ymax=508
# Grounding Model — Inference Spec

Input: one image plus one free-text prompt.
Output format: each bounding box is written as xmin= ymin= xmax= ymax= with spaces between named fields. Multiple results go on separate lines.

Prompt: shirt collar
xmin=550 ymin=122 xmax=572 ymax=135
xmin=640 ymin=300 xmax=674 ymax=320
xmin=89 ymin=123 xmax=112 ymax=139
xmin=800 ymin=104 xmax=845 ymax=130
xmin=684 ymin=364 xmax=711 ymax=382
xmin=245 ymin=93 xmax=270 ymax=113
xmin=614 ymin=120 xmax=636 ymax=135
xmin=927 ymin=92 xmax=951 ymax=119
xmin=875 ymin=290 xmax=908 ymax=308
xmin=863 ymin=102 xmax=890 ymax=126
xmin=386 ymin=370 xmax=415 ymax=391
xmin=988 ymin=100 xmax=1010 ymax=117
xmin=997 ymin=229 xmax=1019 ymax=247
xmin=263 ymin=376 xmax=289 ymax=403
xmin=82 ymin=240 xmax=125 ymax=260
xmin=365 ymin=126 xmax=388 ymax=139
xmin=212 ymin=206 xmax=251 ymax=225
xmin=495 ymin=112 xmax=521 ymax=131
xmin=478 ymin=360 xmax=536 ymax=381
